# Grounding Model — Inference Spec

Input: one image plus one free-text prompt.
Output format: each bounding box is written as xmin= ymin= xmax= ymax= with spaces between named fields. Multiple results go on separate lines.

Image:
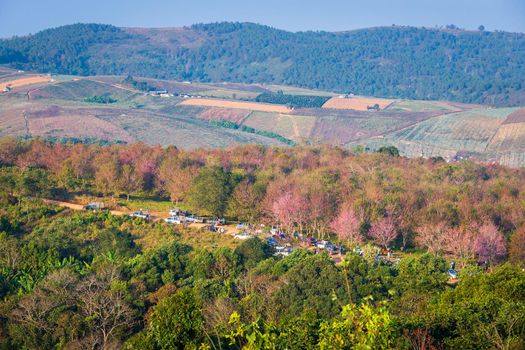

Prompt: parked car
xmin=234 ymin=232 xmax=252 ymax=240
xmin=206 ymin=225 xmax=217 ymax=232
xmin=185 ymin=215 xmax=202 ymax=223
xmin=236 ymin=223 xmax=246 ymax=230
xmin=315 ymin=240 xmax=330 ymax=249
xmin=267 ymin=237 xmax=278 ymax=246
xmin=165 ymin=216 xmax=183 ymax=224
xmin=274 ymin=246 xmax=293 ymax=257
xmin=129 ymin=212 xmax=150 ymax=220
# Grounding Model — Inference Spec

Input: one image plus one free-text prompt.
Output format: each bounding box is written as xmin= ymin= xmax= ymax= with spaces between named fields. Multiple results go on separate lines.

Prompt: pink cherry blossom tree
xmin=330 ymin=207 xmax=363 ymax=246
xmin=271 ymin=190 xmax=308 ymax=233
xmin=415 ymin=222 xmax=448 ymax=254
xmin=443 ymin=227 xmax=476 ymax=264
xmin=474 ymin=222 xmax=507 ymax=264
xmin=368 ymin=217 xmax=398 ymax=249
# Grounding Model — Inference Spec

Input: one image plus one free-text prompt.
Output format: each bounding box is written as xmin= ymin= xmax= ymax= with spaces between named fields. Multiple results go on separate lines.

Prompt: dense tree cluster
xmin=0 ymin=138 xmax=525 ymax=348
xmin=254 ymin=91 xmax=330 ymax=108
xmin=1 ymin=23 xmax=525 ymax=105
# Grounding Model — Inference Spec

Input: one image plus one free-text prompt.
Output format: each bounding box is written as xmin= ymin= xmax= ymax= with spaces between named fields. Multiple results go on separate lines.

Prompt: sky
xmin=0 ymin=0 xmax=524 ymax=38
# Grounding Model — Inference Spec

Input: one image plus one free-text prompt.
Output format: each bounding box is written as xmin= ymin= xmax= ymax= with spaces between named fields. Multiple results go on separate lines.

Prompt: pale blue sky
xmin=0 ymin=0 xmax=524 ymax=38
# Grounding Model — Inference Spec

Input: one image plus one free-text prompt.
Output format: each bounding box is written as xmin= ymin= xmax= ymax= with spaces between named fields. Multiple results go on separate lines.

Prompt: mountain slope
xmin=1 ymin=23 xmax=525 ymax=106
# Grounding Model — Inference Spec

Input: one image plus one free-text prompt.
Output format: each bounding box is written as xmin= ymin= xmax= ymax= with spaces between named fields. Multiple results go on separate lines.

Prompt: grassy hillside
xmin=2 ymin=23 xmax=525 ymax=106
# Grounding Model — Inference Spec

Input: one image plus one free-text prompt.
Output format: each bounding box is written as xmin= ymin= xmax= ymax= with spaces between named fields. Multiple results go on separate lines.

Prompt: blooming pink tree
xmin=330 ymin=207 xmax=363 ymax=246
xmin=368 ymin=217 xmax=398 ymax=249
xmin=271 ymin=190 xmax=308 ymax=233
xmin=415 ymin=222 xmax=448 ymax=254
xmin=474 ymin=222 xmax=507 ymax=264
xmin=444 ymin=227 xmax=476 ymax=264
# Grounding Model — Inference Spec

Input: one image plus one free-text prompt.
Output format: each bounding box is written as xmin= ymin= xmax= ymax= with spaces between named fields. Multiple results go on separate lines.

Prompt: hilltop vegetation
xmin=1 ymin=22 xmax=525 ymax=105
xmin=0 ymin=139 xmax=524 ymax=348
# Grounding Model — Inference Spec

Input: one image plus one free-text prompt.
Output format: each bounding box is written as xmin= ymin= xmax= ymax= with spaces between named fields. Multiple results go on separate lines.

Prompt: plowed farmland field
xmin=0 ymin=76 xmax=51 ymax=90
xmin=179 ymin=98 xmax=292 ymax=113
xmin=322 ymin=96 xmax=395 ymax=111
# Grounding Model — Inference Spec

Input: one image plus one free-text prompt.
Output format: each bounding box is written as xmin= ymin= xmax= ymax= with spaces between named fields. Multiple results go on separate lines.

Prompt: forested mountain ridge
xmin=1 ymin=22 xmax=525 ymax=106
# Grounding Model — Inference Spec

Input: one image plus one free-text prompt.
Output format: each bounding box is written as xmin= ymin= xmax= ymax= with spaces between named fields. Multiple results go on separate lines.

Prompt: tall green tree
xmin=187 ymin=166 xmax=232 ymax=217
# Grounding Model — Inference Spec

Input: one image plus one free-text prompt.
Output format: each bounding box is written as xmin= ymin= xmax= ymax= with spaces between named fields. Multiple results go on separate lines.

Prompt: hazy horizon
xmin=0 ymin=0 xmax=524 ymax=38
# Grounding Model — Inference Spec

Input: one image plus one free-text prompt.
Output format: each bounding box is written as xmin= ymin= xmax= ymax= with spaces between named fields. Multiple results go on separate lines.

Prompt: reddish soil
xmin=503 ymin=108 xmax=525 ymax=124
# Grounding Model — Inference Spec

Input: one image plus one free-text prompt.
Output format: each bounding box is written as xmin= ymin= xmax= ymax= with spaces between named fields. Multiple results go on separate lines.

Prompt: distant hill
xmin=1 ymin=22 xmax=525 ymax=106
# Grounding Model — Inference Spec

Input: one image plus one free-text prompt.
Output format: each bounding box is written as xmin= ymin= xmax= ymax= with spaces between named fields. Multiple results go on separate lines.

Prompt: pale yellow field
xmin=0 ymin=76 xmax=52 ymax=91
xmin=487 ymin=122 xmax=525 ymax=152
xmin=179 ymin=98 xmax=292 ymax=113
xmin=322 ymin=96 xmax=395 ymax=111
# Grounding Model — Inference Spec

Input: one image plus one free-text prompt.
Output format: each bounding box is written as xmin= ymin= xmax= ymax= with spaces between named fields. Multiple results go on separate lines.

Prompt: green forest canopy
xmin=1 ymin=22 xmax=525 ymax=106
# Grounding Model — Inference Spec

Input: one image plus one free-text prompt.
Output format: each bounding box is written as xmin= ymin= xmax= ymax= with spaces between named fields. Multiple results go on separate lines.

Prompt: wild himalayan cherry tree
xmin=368 ymin=217 xmax=397 ymax=249
xmin=415 ymin=222 xmax=448 ymax=254
xmin=474 ymin=222 xmax=507 ymax=264
xmin=330 ymin=207 xmax=363 ymax=246
xmin=270 ymin=190 xmax=308 ymax=233
xmin=443 ymin=227 xmax=476 ymax=264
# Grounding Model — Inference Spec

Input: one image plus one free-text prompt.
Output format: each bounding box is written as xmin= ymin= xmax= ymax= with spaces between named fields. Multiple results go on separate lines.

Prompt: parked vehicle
xmin=315 ymin=240 xmax=330 ymax=249
xmin=274 ymin=245 xmax=293 ymax=257
xmin=165 ymin=216 xmax=183 ymax=224
xmin=234 ymin=232 xmax=252 ymax=240
xmin=129 ymin=211 xmax=150 ymax=220
xmin=83 ymin=202 xmax=105 ymax=210
xmin=267 ymin=237 xmax=278 ymax=246
xmin=185 ymin=215 xmax=204 ymax=223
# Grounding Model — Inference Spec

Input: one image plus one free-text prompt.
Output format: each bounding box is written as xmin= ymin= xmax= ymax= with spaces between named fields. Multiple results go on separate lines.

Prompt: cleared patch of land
xmin=503 ymin=108 xmax=525 ymax=124
xmin=243 ymin=112 xmax=316 ymax=141
xmin=0 ymin=75 xmax=51 ymax=91
xmin=198 ymin=107 xmax=251 ymax=123
xmin=196 ymin=89 xmax=261 ymax=100
xmin=31 ymin=79 xmax=138 ymax=102
xmin=386 ymin=100 xmax=482 ymax=113
xmin=179 ymin=98 xmax=292 ymax=113
xmin=25 ymin=106 xmax=134 ymax=142
xmin=265 ymin=84 xmax=336 ymax=97
xmin=322 ymin=96 xmax=396 ymax=111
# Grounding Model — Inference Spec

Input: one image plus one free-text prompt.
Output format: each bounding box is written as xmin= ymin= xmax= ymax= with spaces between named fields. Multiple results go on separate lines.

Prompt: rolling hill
xmin=1 ymin=23 xmax=525 ymax=106
xmin=1 ymin=68 xmax=524 ymax=167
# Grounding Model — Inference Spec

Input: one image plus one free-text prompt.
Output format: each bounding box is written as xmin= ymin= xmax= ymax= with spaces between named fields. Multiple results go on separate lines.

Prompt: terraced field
xmin=96 ymin=111 xmax=287 ymax=148
xmin=355 ymin=108 xmax=520 ymax=161
xmin=30 ymin=79 xmax=138 ymax=102
xmin=242 ymin=112 xmax=316 ymax=141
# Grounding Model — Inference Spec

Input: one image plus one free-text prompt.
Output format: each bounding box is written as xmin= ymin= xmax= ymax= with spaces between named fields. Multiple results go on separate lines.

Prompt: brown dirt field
xmin=198 ymin=107 xmax=251 ymax=123
xmin=0 ymin=76 xmax=51 ymax=91
xmin=503 ymin=108 xmax=525 ymax=124
xmin=322 ymin=96 xmax=395 ymax=111
xmin=179 ymin=98 xmax=292 ymax=114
